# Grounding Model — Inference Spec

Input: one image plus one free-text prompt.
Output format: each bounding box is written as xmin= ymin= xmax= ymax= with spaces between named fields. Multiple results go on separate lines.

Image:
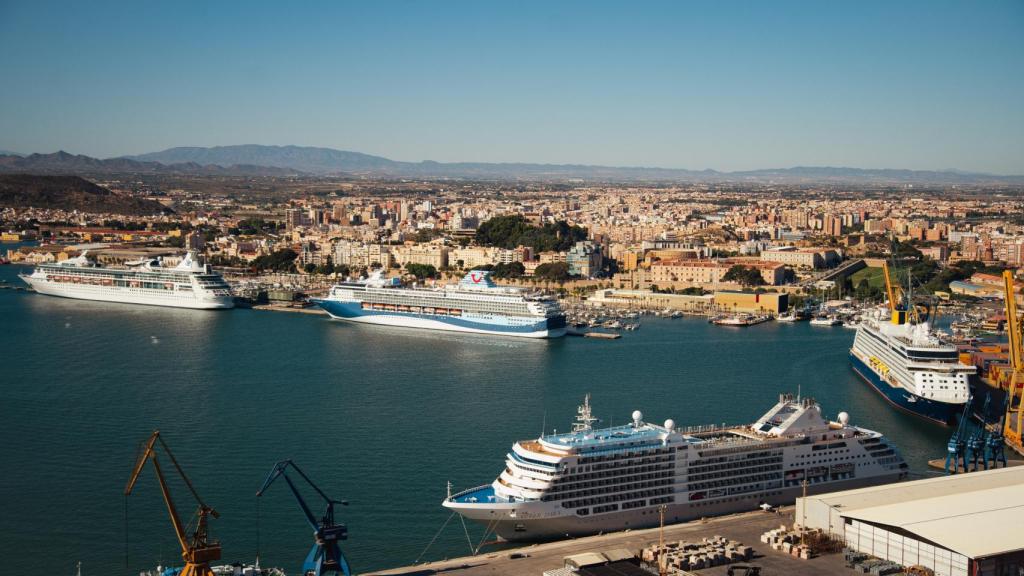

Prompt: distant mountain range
xmin=0 ymin=151 xmax=300 ymax=177
xmin=126 ymin=145 xmax=1024 ymax=184
xmin=0 ymin=174 xmax=173 ymax=215
xmin=1 ymin=145 xmax=1020 ymax=184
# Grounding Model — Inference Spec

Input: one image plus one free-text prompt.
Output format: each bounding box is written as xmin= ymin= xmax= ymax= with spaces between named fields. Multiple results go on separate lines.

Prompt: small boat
xmin=711 ymin=313 xmax=770 ymax=326
xmin=810 ymin=315 xmax=841 ymax=326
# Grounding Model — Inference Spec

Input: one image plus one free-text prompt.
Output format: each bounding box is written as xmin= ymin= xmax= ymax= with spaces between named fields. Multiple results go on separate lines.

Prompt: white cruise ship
xmin=850 ymin=307 xmax=974 ymax=425
xmin=315 ymin=270 xmax=566 ymax=338
xmin=444 ymin=394 xmax=907 ymax=541
xmin=20 ymin=251 xmax=234 ymax=309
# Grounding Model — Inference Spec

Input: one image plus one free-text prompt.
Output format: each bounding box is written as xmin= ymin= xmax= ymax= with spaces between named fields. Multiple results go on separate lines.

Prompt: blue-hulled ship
xmin=850 ymin=306 xmax=974 ymax=425
xmin=315 ymin=270 xmax=567 ymax=338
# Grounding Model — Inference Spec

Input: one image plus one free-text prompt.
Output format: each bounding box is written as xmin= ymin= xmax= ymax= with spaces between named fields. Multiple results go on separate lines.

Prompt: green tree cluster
xmin=413 ymin=228 xmax=441 ymax=243
xmin=251 ymin=249 xmax=299 ymax=272
xmin=533 ymin=262 xmax=572 ymax=283
xmin=721 ymin=265 xmax=766 ymax=286
xmin=231 ymin=218 xmax=282 ymax=236
xmin=475 ymin=215 xmax=587 ymax=252
xmin=405 ymin=263 xmax=438 ymax=279
xmin=471 ymin=262 xmax=526 ymax=278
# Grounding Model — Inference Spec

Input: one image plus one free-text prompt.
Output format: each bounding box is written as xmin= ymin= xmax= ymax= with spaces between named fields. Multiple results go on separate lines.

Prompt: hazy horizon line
xmin=2 ymin=145 xmax=1021 ymax=177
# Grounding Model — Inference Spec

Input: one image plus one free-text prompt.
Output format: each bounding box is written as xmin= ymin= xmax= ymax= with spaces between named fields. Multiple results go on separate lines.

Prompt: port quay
xmin=3 ymin=2 xmax=1024 ymax=574
xmin=5 ymin=247 xmax=1024 ymax=576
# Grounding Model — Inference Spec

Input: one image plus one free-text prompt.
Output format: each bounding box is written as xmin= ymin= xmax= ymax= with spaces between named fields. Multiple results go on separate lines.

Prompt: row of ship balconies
xmin=560 ymin=485 xmax=675 ymax=509
xmin=686 ymin=460 xmax=784 ymax=483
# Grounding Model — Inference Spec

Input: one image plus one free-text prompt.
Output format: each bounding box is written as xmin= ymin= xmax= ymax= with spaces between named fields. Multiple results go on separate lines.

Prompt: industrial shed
xmin=796 ymin=466 xmax=1024 ymax=576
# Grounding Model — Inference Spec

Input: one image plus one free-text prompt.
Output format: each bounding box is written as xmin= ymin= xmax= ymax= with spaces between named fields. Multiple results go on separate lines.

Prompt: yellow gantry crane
xmin=1002 ymin=271 xmax=1024 ymax=455
xmin=882 ymin=261 xmax=908 ymax=324
xmin=124 ymin=431 xmax=221 ymax=576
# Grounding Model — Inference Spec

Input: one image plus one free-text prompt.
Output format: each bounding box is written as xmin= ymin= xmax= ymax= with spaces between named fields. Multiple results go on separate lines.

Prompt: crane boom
xmin=1003 ymin=271 xmax=1024 ymax=455
xmin=257 ymin=460 xmax=351 ymax=576
xmin=882 ymin=261 xmax=898 ymax=313
xmin=258 ymin=460 xmax=323 ymax=531
xmin=1005 ymin=271 xmax=1022 ymax=371
xmin=124 ymin=431 xmax=220 ymax=576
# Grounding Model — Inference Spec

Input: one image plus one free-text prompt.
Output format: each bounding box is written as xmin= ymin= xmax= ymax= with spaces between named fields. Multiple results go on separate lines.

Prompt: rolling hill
xmin=0 ymin=174 xmax=174 ymax=215
xmin=0 ymin=151 xmax=301 ymax=177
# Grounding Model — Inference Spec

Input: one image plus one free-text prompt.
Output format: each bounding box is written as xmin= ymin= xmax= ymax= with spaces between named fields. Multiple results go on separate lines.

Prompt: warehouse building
xmin=713 ymin=290 xmax=789 ymax=315
xmin=796 ymin=467 xmax=1024 ymax=576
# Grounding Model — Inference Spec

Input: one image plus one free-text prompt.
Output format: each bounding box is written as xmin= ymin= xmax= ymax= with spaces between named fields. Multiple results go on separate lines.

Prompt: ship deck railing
xmin=448 ymin=484 xmax=503 ymax=504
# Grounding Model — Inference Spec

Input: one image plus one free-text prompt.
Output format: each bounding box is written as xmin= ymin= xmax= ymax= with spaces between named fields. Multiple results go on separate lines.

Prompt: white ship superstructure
xmin=20 ymin=251 xmax=234 ymax=309
xmin=850 ymin=307 xmax=974 ymax=424
xmin=316 ymin=270 xmax=566 ymax=338
xmin=444 ymin=394 xmax=907 ymax=541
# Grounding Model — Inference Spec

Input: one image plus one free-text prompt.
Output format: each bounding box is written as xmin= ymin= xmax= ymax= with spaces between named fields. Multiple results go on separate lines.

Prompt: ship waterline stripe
xmin=317 ymin=300 xmax=566 ymax=338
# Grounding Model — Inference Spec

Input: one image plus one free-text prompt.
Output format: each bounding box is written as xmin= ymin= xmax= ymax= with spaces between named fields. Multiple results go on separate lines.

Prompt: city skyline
xmin=1 ymin=1 xmax=1022 ymax=174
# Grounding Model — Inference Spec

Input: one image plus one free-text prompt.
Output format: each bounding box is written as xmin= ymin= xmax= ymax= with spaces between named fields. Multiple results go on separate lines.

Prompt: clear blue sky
xmin=1 ymin=1 xmax=1022 ymax=173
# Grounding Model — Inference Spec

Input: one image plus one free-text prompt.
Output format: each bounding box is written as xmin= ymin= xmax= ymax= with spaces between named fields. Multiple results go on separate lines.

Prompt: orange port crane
xmin=882 ymin=259 xmax=928 ymax=324
xmin=882 ymin=261 xmax=900 ymax=314
xmin=124 ymin=431 xmax=221 ymax=576
xmin=1002 ymin=271 xmax=1024 ymax=454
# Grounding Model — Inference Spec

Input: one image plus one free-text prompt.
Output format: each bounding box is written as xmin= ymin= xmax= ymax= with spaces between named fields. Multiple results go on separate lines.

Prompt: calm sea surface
xmin=0 ymin=249 xmax=950 ymax=575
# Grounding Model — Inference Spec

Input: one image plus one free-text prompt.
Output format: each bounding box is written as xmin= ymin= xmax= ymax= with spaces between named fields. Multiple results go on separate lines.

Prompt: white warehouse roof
xmin=803 ymin=466 xmax=1024 ymax=559
xmin=842 ymin=483 xmax=1024 ymax=558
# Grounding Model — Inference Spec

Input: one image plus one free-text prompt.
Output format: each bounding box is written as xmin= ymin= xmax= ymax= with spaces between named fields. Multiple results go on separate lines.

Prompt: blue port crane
xmin=986 ymin=396 xmax=1008 ymax=469
xmin=944 ymin=395 xmax=973 ymax=474
xmin=256 ymin=460 xmax=351 ymax=576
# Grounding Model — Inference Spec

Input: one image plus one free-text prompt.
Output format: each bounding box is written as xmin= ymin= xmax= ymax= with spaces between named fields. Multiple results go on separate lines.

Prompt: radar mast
xmin=573 ymin=394 xmax=598 ymax=432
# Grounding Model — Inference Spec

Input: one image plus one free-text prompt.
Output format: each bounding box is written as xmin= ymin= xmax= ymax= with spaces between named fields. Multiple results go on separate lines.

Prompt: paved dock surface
xmin=365 ymin=507 xmax=847 ymax=576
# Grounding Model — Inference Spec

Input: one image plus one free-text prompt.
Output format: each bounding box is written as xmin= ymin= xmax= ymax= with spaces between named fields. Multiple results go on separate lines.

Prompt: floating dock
xmin=251 ymin=304 xmax=326 ymax=315
xmin=566 ymin=328 xmax=621 ymax=339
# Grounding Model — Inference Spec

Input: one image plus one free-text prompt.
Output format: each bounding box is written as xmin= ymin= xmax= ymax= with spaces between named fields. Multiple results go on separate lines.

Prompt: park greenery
xmin=533 ymin=262 xmax=573 ymax=283
xmin=251 ymin=248 xmax=299 ymax=272
xmin=405 ymin=263 xmax=439 ymax=279
xmin=721 ymin=265 xmax=766 ymax=286
xmin=230 ymin=218 xmax=283 ymax=236
xmin=475 ymin=215 xmax=587 ymax=252
xmin=848 ymin=258 xmax=1006 ymax=301
xmin=471 ymin=261 xmax=526 ymax=278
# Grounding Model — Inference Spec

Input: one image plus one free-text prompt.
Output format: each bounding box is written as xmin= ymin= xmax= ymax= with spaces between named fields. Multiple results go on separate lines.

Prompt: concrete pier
xmin=365 ymin=506 xmax=847 ymax=576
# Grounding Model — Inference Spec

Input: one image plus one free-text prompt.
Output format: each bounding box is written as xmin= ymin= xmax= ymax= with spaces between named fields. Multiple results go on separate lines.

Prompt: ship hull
xmin=21 ymin=276 xmax=235 ymax=309
xmin=316 ymin=299 xmax=566 ymax=339
xmin=448 ymin=473 xmax=904 ymax=542
xmin=849 ymin=352 xmax=961 ymax=426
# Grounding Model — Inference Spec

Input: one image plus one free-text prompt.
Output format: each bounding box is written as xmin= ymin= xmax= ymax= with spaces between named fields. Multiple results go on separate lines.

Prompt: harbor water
xmin=0 ymin=255 xmax=950 ymax=575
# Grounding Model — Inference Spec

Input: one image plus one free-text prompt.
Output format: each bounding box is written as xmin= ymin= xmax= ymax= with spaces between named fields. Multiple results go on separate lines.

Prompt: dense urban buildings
xmin=3 ymin=176 xmax=1023 ymax=307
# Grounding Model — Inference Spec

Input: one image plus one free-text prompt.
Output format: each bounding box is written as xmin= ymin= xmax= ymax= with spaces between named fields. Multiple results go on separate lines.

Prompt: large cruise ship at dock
xmin=315 ymin=270 xmax=566 ymax=338
xmin=850 ymin=306 xmax=974 ymax=425
xmin=444 ymin=394 xmax=907 ymax=542
xmin=19 ymin=251 xmax=234 ymax=309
